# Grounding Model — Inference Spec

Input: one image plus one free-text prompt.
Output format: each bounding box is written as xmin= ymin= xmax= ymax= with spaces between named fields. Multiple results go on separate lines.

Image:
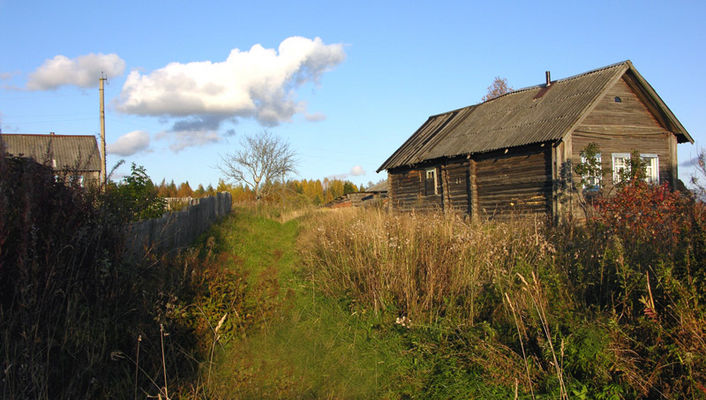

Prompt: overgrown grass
xmin=0 ymin=156 xmax=205 ymax=399
xmin=5 ymin=153 xmax=703 ymax=399
xmin=192 ymin=207 xmax=560 ymax=398
xmin=296 ymin=203 xmax=706 ymax=398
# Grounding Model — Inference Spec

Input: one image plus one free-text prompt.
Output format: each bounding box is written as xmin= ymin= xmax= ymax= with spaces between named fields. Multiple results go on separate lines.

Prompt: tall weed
xmin=0 ymin=156 xmax=223 ymax=399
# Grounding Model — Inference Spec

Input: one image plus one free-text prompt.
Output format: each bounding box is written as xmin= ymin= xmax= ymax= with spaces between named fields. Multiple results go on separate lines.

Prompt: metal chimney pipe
xmin=545 ymin=71 xmax=551 ymax=87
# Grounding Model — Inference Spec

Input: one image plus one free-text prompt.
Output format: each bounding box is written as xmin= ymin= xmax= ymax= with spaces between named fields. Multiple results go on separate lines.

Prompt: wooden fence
xmin=127 ymin=192 xmax=232 ymax=258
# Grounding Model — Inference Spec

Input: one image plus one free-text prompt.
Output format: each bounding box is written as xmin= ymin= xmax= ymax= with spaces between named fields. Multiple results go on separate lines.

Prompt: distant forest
xmin=156 ymin=177 xmax=370 ymax=205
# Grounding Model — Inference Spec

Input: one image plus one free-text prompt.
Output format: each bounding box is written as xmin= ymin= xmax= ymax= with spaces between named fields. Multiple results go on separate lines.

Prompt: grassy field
xmin=187 ymin=198 xmax=705 ymax=399
xmin=4 ymin=155 xmax=703 ymax=399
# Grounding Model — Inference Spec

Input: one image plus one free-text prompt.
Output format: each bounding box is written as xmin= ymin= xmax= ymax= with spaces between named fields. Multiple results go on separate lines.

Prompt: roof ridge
xmin=486 ymin=60 xmax=631 ymax=102
xmin=424 ymin=61 xmax=632 ymax=118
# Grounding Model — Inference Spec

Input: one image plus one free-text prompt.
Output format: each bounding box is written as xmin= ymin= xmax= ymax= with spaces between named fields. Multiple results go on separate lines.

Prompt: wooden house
xmin=1 ymin=133 xmax=101 ymax=186
xmin=377 ymin=61 xmax=693 ymax=220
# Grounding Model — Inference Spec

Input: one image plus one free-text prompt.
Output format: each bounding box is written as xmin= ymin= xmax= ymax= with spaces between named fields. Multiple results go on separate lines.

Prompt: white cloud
xmin=156 ymin=129 xmax=220 ymax=153
xmin=27 ymin=53 xmax=126 ymax=90
xmin=305 ymin=112 xmax=326 ymax=122
xmin=350 ymin=165 xmax=365 ymax=176
xmin=107 ymin=130 xmax=150 ymax=156
xmin=116 ymin=36 xmax=345 ymax=126
xmin=0 ymin=71 xmax=18 ymax=80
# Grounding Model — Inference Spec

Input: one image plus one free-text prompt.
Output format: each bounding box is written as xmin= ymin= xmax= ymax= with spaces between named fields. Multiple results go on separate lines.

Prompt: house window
xmin=612 ymin=153 xmax=630 ymax=183
xmin=425 ymin=168 xmax=438 ymax=195
xmin=580 ymin=152 xmax=602 ymax=191
xmin=641 ymin=154 xmax=659 ymax=184
xmin=612 ymin=153 xmax=659 ymax=184
xmin=68 ymin=174 xmax=85 ymax=187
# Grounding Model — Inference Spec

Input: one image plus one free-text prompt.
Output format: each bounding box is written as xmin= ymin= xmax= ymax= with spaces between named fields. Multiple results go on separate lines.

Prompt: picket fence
xmin=127 ymin=192 xmax=232 ymax=258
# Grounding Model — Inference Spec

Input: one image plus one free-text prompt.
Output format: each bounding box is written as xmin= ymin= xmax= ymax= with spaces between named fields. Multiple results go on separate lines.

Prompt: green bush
xmin=107 ymin=162 xmax=166 ymax=221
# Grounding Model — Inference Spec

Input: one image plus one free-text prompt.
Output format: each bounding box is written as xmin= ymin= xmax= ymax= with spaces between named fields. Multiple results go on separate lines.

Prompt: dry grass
xmin=299 ymin=208 xmax=555 ymax=325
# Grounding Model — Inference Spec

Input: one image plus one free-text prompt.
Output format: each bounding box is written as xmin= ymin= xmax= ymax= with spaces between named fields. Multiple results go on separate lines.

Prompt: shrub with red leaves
xmin=590 ymin=180 xmax=695 ymax=255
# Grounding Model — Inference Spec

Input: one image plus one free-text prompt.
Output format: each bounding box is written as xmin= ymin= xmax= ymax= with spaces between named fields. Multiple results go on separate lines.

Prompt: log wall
xmin=389 ymin=146 xmax=551 ymax=219
xmin=441 ymin=159 xmax=471 ymax=214
xmin=475 ymin=145 xmax=552 ymax=219
xmin=389 ymin=168 xmax=442 ymax=212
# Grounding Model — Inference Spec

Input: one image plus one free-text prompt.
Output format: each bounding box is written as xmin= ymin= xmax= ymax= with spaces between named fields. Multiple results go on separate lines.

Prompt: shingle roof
xmin=378 ymin=61 xmax=692 ymax=172
xmin=1 ymin=133 xmax=101 ymax=171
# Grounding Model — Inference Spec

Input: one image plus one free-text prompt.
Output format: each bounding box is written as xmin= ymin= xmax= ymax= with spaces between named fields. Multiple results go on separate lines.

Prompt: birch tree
xmin=219 ymin=131 xmax=296 ymax=201
xmin=481 ymin=76 xmax=513 ymax=102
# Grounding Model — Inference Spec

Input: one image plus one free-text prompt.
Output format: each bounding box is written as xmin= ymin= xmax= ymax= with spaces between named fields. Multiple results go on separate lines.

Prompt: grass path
xmin=203 ymin=208 xmax=405 ymax=399
xmin=198 ymin=207 xmax=515 ymax=399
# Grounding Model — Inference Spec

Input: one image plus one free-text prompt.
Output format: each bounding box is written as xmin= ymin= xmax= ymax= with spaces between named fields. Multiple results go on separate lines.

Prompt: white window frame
xmin=641 ymin=154 xmax=659 ymax=184
xmin=612 ymin=153 xmax=659 ymax=184
xmin=612 ymin=153 xmax=630 ymax=184
xmin=580 ymin=152 xmax=602 ymax=191
xmin=425 ymin=168 xmax=438 ymax=195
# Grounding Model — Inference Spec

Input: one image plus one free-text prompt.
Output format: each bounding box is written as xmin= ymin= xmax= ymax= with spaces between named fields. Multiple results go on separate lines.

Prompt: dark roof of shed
xmin=1 ymin=133 xmax=101 ymax=171
xmin=378 ymin=61 xmax=692 ymax=172
xmin=365 ymin=180 xmax=388 ymax=193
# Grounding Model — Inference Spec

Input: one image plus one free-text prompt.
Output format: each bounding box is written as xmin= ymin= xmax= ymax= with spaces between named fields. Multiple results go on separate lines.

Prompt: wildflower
xmin=395 ymin=315 xmax=411 ymax=328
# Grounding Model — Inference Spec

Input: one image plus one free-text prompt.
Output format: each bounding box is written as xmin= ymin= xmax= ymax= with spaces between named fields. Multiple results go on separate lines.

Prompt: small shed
xmin=326 ymin=180 xmax=389 ymax=208
xmin=1 ymin=133 xmax=101 ymax=186
xmin=377 ymin=61 xmax=693 ymax=220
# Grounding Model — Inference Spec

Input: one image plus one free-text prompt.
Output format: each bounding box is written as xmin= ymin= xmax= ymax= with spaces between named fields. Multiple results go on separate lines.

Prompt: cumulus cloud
xmin=350 ymin=165 xmax=365 ymax=176
xmin=170 ymin=115 xmax=223 ymax=132
xmin=305 ymin=112 xmax=326 ymax=122
xmin=326 ymin=165 xmax=367 ymax=181
xmin=27 ymin=53 xmax=126 ymax=90
xmin=107 ymin=130 xmax=151 ymax=156
xmin=0 ymin=71 xmax=18 ymax=80
xmin=156 ymin=129 xmax=220 ymax=153
xmin=116 ymin=36 xmax=345 ymax=128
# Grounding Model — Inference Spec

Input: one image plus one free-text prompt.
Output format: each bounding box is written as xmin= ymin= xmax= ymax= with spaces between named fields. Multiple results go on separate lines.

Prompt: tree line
xmin=156 ymin=177 xmax=364 ymax=205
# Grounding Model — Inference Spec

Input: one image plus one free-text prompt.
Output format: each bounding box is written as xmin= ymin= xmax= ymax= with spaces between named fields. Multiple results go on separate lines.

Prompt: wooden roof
xmin=378 ymin=61 xmax=693 ymax=172
xmin=1 ymin=133 xmax=101 ymax=171
xmin=365 ymin=180 xmax=388 ymax=193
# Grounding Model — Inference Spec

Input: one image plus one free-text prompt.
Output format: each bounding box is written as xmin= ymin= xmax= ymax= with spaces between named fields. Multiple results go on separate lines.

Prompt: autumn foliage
xmin=590 ymin=180 xmax=697 ymax=253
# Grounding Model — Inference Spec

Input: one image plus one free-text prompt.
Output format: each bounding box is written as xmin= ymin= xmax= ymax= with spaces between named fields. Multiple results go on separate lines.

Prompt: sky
xmin=1 ymin=1 xmax=705 ymax=188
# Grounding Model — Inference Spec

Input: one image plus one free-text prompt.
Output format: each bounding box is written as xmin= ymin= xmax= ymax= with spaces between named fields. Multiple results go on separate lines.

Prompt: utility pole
xmin=99 ymin=74 xmax=107 ymax=186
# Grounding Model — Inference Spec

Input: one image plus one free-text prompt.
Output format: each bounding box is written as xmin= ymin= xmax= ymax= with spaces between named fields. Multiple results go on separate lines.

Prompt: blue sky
xmin=1 ymin=0 xmax=705 ymax=188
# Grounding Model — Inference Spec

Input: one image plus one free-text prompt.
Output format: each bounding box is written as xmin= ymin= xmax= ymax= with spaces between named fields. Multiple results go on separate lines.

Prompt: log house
xmin=377 ymin=61 xmax=693 ymax=221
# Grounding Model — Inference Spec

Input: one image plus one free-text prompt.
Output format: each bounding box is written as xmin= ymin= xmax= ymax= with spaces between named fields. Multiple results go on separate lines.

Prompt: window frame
xmin=611 ymin=152 xmax=659 ymax=184
xmin=611 ymin=153 xmax=631 ymax=184
xmin=641 ymin=153 xmax=659 ymax=184
xmin=424 ymin=167 xmax=438 ymax=196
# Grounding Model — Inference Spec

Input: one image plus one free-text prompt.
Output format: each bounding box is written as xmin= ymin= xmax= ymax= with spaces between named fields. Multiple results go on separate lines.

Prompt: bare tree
xmin=219 ymin=131 xmax=297 ymax=200
xmin=690 ymin=149 xmax=706 ymax=200
xmin=481 ymin=76 xmax=513 ymax=102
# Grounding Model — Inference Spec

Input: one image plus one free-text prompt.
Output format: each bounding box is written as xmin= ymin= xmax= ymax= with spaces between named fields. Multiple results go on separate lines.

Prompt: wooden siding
xmin=441 ymin=159 xmax=471 ymax=214
xmin=389 ymin=167 xmax=442 ymax=212
xmin=475 ymin=145 xmax=552 ymax=218
xmin=572 ymin=76 xmax=676 ymax=188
